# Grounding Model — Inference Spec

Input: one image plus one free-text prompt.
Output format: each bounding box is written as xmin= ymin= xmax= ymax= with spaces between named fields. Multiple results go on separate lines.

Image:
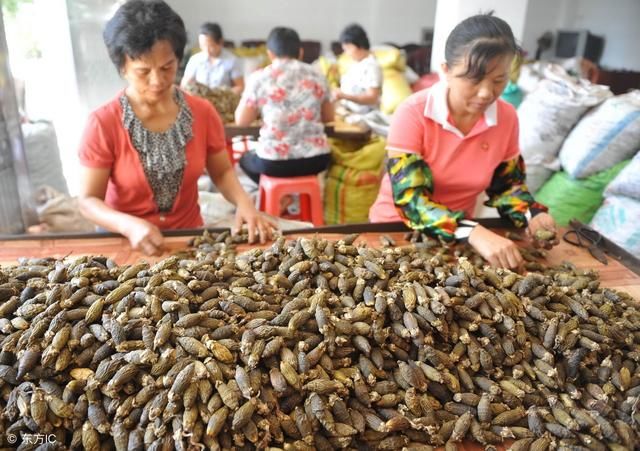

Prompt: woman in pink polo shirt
xmin=370 ymin=13 xmax=555 ymax=268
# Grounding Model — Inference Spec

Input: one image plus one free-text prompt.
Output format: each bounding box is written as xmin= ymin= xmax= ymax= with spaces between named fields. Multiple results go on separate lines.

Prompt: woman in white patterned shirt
xmin=234 ymin=27 xmax=334 ymax=184
xmin=333 ymin=24 xmax=383 ymax=114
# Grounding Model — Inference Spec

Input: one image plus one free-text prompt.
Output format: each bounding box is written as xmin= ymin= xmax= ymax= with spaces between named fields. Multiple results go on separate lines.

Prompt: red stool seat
xmin=258 ymin=174 xmax=324 ymax=226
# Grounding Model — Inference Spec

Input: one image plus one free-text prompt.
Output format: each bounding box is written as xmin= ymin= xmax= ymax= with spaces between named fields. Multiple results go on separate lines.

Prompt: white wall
xmin=66 ymin=0 xmax=125 ymax=113
xmin=521 ymin=0 xmax=640 ymax=70
xmin=431 ymin=0 xmax=640 ymax=72
xmin=557 ymin=0 xmax=640 ymax=71
xmin=520 ymin=0 xmax=562 ymax=59
xmin=166 ymin=0 xmax=436 ymax=53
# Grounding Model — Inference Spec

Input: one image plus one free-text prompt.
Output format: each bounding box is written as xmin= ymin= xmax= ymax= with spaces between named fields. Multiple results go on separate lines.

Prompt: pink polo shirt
xmin=369 ymin=81 xmax=520 ymax=223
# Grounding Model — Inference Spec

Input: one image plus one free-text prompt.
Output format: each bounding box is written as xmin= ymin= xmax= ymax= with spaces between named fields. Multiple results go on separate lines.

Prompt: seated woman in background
xmin=78 ymin=0 xmax=273 ymax=254
xmin=234 ymin=26 xmax=334 ymax=185
xmin=333 ymin=24 xmax=382 ymax=114
xmin=180 ymin=22 xmax=244 ymax=94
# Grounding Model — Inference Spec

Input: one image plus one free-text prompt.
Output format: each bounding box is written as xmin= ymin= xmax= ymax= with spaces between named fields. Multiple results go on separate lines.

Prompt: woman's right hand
xmin=123 ymin=217 xmax=165 ymax=256
xmin=468 ymin=225 xmax=523 ymax=269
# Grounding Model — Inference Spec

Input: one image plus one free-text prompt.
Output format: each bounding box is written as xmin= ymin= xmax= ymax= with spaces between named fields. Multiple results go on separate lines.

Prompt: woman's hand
xmin=332 ymin=87 xmax=344 ymax=101
xmin=468 ymin=225 xmax=523 ymax=269
xmin=526 ymin=213 xmax=558 ymax=249
xmin=234 ymin=199 xmax=277 ymax=244
xmin=124 ymin=217 xmax=165 ymax=256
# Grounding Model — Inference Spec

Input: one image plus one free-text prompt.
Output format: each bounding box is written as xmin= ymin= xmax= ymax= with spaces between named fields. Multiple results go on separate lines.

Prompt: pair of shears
xmin=562 ymin=220 xmax=608 ymax=265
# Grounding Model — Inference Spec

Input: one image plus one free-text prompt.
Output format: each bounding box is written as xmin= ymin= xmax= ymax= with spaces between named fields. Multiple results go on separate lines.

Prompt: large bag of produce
xmin=516 ymin=61 xmax=546 ymax=94
xmin=22 ymin=121 xmax=68 ymax=195
xmin=315 ymin=55 xmax=340 ymax=88
xmin=29 ymin=186 xmax=94 ymax=233
xmin=517 ymin=65 xmax=611 ymax=170
xmin=371 ymin=46 xmax=412 ymax=114
xmin=590 ymin=195 xmax=640 ymax=257
xmin=535 ymin=160 xmax=629 ymax=226
xmin=604 ymin=150 xmax=640 ymax=199
xmin=379 ymin=68 xmax=412 ymax=115
xmin=560 ymin=91 xmax=640 ymax=179
xmin=325 ymin=136 xmax=386 ymax=224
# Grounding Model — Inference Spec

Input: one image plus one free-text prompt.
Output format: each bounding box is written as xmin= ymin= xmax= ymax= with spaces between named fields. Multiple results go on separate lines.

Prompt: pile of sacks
xmin=516 ymin=63 xmax=640 ymax=253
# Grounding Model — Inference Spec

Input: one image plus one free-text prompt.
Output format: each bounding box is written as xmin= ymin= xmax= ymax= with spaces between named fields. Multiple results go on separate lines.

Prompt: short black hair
xmin=339 ymin=24 xmax=370 ymax=50
xmin=200 ymin=22 xmax=223 ymax=42
xmin=445 ymin=13 xmax=519 ymax=81
xmin=266 ymin=27 xmax=301 ymax=58
xmin=103 ymin=0 xmax=187 ymax=71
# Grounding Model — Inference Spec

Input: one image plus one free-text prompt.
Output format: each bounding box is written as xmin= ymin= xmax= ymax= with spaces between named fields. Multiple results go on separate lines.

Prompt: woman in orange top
xmin=370 ymin=14 xmax=555 ymax=268
xmin=78 ymin=0 xmax=273 ymax=255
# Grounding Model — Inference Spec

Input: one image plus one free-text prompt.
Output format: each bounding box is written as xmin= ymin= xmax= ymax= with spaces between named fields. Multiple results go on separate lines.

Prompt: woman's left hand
xmin=526 ymin=212 xmax=558 ymax=249
xmin=234 ymin=199 xmax=278 ymax=244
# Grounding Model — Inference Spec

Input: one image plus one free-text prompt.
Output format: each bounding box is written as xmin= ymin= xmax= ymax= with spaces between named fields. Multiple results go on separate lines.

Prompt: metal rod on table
xmin=281 ymin=218 xmax=513 ymax=235
xmin=0 ymin=227 xmax=230 ymax=242
xmin=568 ymin=219 xmax=640 ymax=276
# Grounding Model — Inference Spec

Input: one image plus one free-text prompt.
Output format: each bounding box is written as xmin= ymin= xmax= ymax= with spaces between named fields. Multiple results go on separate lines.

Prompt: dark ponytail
xmin=445 ymin=13 xmax=519 ymax=81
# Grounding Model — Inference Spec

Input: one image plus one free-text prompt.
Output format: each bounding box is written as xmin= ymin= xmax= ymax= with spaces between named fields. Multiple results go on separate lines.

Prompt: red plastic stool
xmin=258 ymin=174 xmax=324 ymax=226
xmin=225 ymin=138 xmax=236 ymax=165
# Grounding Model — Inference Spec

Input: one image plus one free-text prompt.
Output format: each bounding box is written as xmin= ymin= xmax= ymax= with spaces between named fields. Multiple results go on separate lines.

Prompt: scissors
xmin=562 ymin=222 xmax=608 ymax=265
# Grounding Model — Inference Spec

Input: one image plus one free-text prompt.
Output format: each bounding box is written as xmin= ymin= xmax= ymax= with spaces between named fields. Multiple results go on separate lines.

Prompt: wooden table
xmin=1 ymin=229 xmax=638 ymax=299
xmin=224 ymin=120 xmax=372 ymax=141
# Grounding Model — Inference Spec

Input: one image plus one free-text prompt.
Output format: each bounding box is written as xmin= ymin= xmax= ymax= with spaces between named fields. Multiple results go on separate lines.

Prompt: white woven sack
xmin=22 ymin=121 xmax=69 ymax=195
xmin=590 ymin=195 xmax=640 ymax=257
xmin=516 ymin=62 xmax=544 ymax=94
xmin=604 ymin=150 xmax=640 ymax=200
xmin=518 ymin=64 xmax=611 ymax=170
xmin=560 ymin=90 xmax=640 ymax=178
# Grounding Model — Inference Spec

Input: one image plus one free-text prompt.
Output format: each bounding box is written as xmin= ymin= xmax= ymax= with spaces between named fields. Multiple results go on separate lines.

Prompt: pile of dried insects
xmin=0 ymin=229 xmax=638 ymax=451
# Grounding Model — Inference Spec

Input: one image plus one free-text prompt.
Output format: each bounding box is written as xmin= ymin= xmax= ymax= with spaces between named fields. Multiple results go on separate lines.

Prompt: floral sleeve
xmin=388 ymin=153 xmax=465 ymax=241
xmin=484 ymin=156 xmax=547 ymax=228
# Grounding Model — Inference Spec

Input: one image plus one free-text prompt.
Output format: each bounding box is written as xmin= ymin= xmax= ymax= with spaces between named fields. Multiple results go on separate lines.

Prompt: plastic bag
xmin=500 ymin=81 xmax=523 ymax=108
xmin=535 ymin=160 xmax=629 ymax=226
